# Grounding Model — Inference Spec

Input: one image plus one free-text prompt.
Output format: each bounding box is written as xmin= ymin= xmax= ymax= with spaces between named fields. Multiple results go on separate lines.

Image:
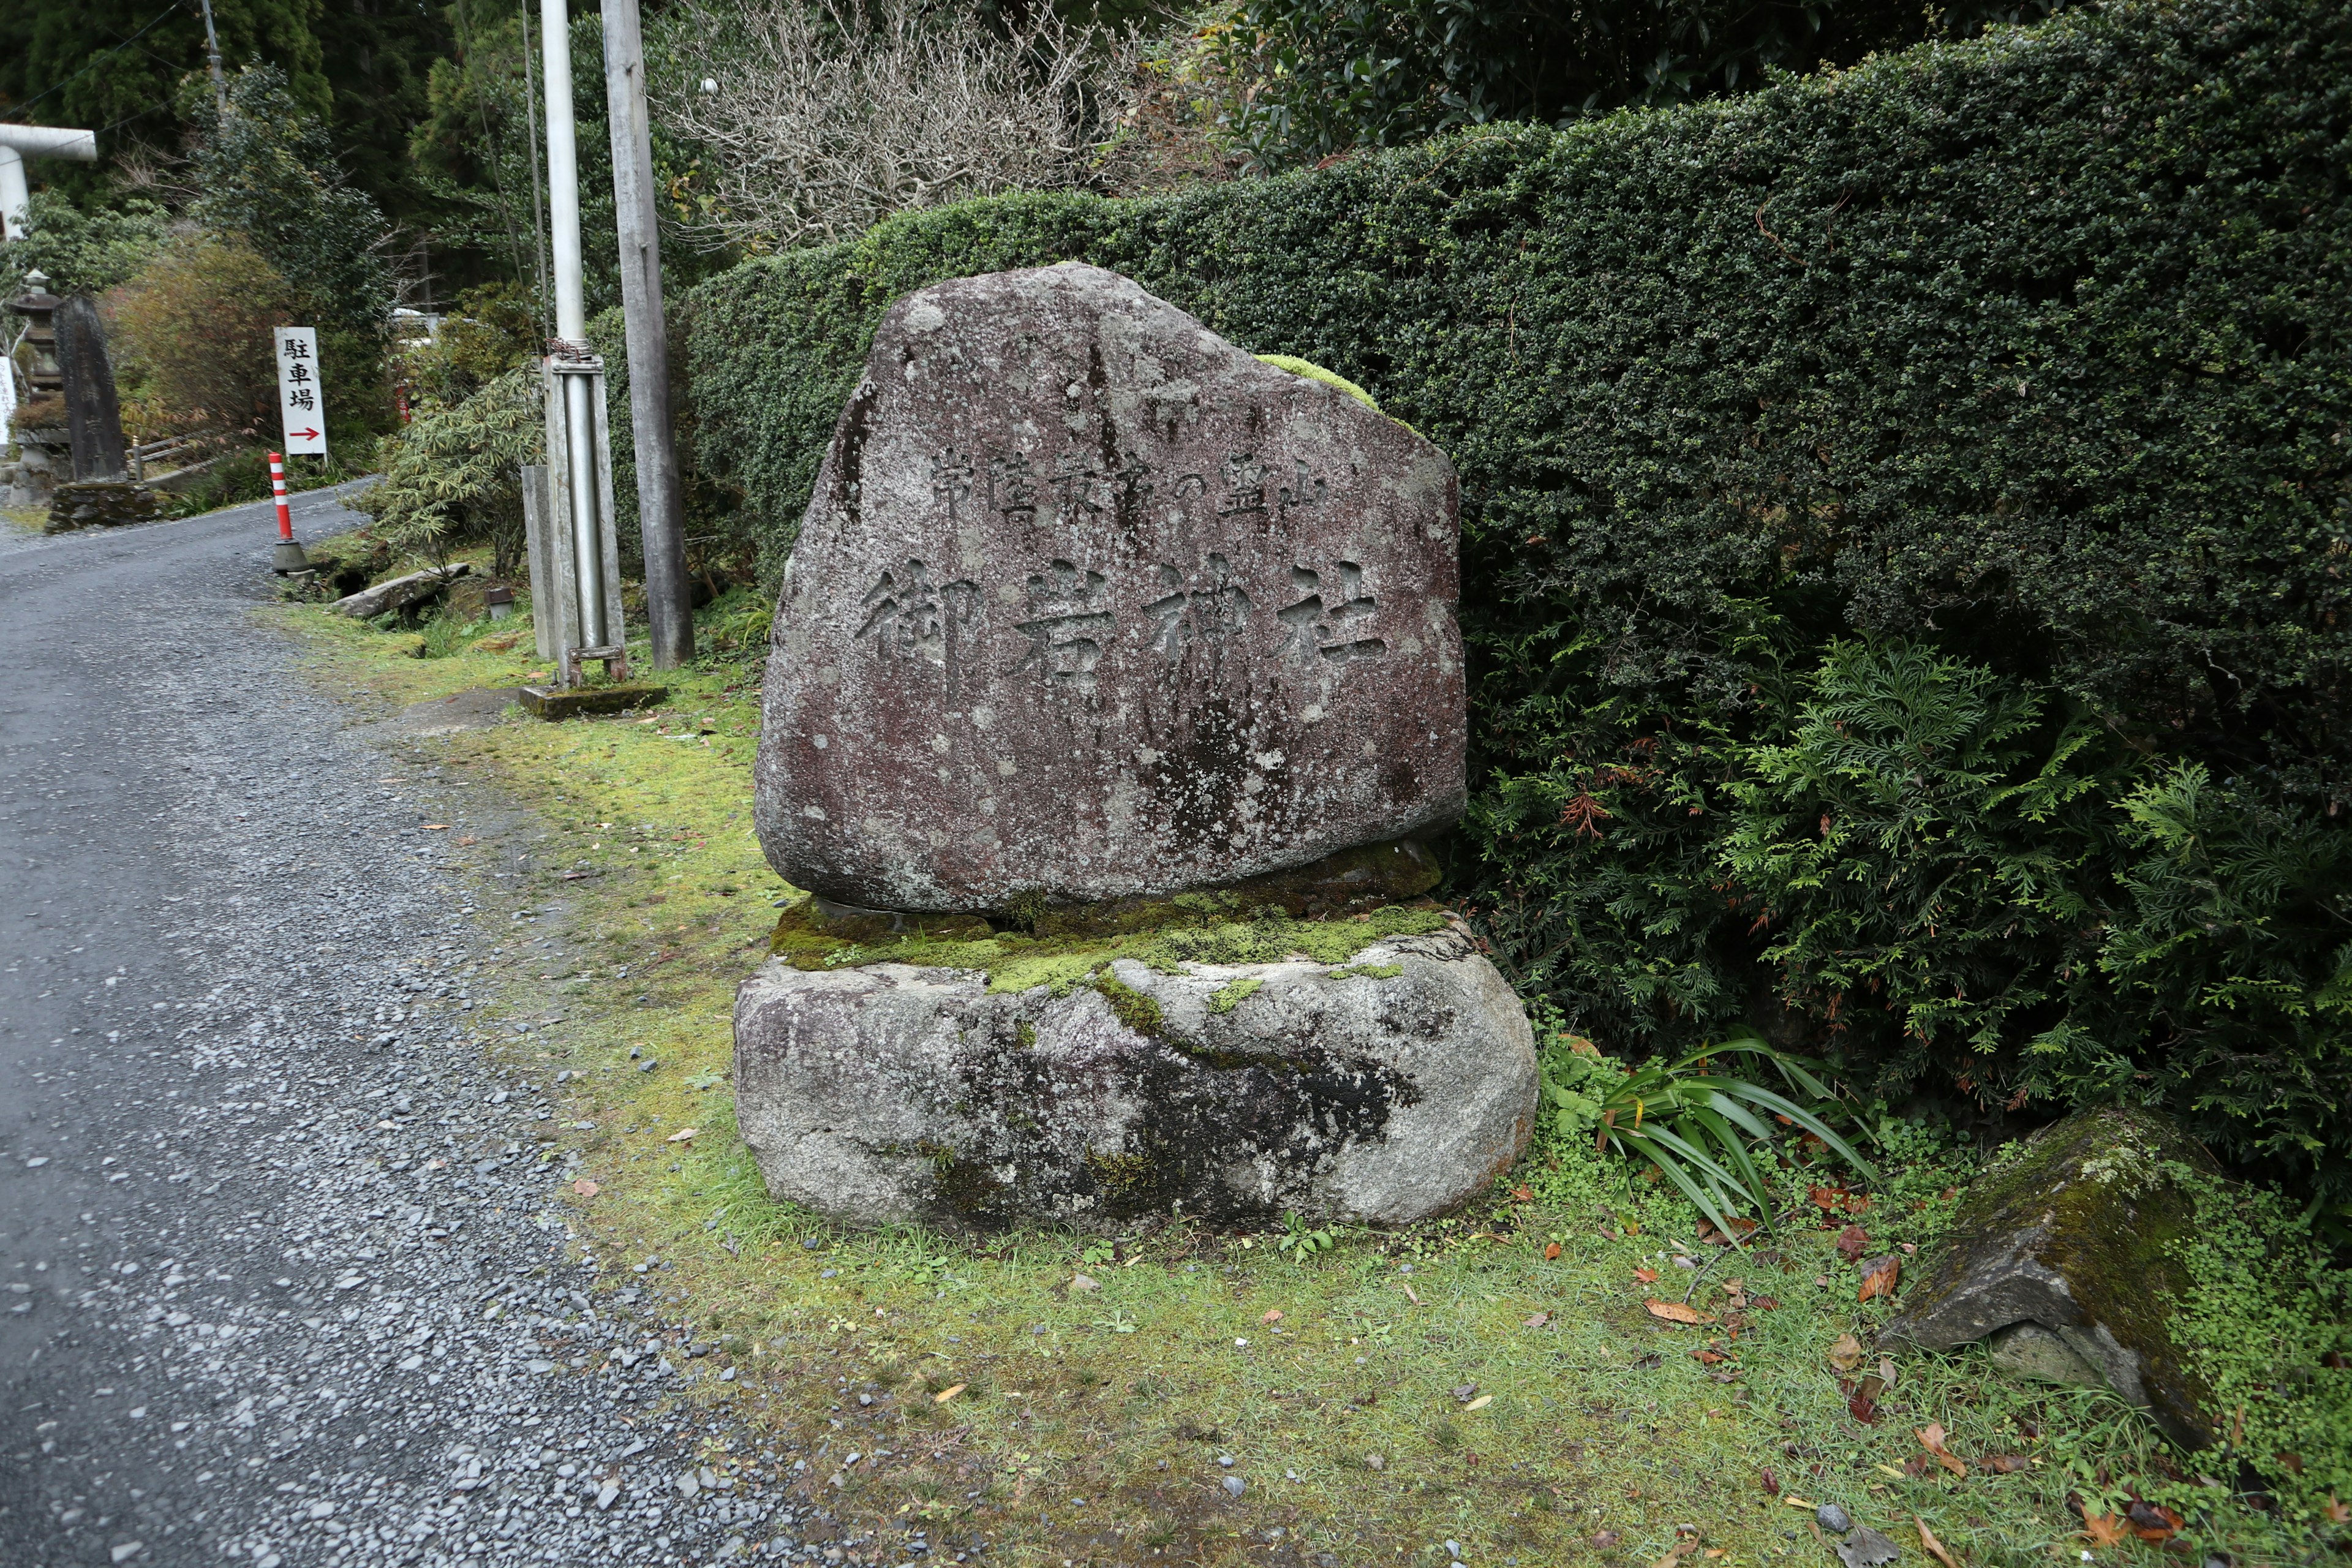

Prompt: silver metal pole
xmin=519 ymin=0 xmax=553 ymax=337
xmin=565 ymin=371 xmax=607 ymax=646
xmin=539 ymin=0 xmax=587 ymax=345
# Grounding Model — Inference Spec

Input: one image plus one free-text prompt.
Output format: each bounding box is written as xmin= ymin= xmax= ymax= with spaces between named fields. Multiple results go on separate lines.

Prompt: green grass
xmin=268 ymin=543 xmax=2340 ymax=1568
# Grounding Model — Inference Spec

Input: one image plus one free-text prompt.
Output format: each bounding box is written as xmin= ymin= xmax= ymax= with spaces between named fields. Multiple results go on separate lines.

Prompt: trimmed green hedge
xmin=684 ymin=0 xmax=2352 ymax=1194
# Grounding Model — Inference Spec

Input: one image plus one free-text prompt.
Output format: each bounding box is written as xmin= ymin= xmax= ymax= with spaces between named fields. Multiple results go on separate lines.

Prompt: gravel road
xmin=0 ymin=494 xmax=842 ymax=1567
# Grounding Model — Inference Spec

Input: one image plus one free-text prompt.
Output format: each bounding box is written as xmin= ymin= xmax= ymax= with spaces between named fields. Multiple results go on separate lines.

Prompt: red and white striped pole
xmin=268 ymin=451 xmax=309 ymax=575
xmin=270 ymin=451 xmax=293 ymax=541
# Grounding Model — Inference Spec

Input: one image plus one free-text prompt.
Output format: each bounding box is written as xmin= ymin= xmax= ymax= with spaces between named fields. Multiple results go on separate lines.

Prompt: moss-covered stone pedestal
xmin=44 ymin=480 xmax=160 ymax=533
xmin=731 ymin=906 xmax=1536 ymax=1233
xmin=1882 ymin=1107 xmax=2217 ymax=1449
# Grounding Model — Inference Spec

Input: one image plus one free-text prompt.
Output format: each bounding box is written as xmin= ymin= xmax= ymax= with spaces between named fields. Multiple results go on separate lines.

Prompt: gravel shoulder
xmin=0 ymin=496 xmax=825 ymax=1567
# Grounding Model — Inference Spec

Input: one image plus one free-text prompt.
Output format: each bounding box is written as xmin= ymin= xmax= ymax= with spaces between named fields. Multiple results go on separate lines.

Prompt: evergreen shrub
xmin=682 ymin=0 xmax=2352 ymax=1195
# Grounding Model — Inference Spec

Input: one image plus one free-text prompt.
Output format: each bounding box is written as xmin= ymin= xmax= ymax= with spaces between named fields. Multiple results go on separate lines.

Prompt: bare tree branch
xmin=650 ymin=0 xmax=1148 ymax=253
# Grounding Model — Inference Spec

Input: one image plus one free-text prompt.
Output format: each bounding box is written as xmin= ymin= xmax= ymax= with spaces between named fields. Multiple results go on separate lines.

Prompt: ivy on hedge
xmin=682 ymin=0 xmax=2352 ymax=1193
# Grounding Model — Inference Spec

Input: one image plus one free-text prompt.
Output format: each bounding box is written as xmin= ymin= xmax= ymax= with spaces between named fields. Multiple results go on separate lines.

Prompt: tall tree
xmin=0 ymin=0 xmax=328 ymax=153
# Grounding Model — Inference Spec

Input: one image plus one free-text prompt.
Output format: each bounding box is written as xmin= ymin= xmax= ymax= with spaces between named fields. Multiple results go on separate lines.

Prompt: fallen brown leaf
xmin=1917 ymin=1422 xmax=1967 ymax=1477
xmin=1979 ymin=1453 xmax=2031 ymax=1474
xmin=1645 ymin=1298 xmax=1708 ymax=1325
xmin=1634 ymin=1267 xmax=1660 ymax=1284
xmin=2125 ymin=1501 xmax=2182 ymax=1542
xmin=423 ymin=823 xmax=448 ymax=831
xmin=1401 ymin=1283 xmax=1422 ymax=1305
xmin=1692 ymin=1348 xmax=1728 ymax=1365
xmin=1836 ymin=1224 xmax=1871 ymax=1262
xmin=1915 ymin=1517 xmax=1959 ymax=1568
xmin=1828 ymin=1332 xmax=1866 ymax=1371
xmin=2075 ymin=1513 xmax=2128 ymax=1549
xmin=2323 ymin=1496 xmax=2351 ymax=1525
xmin=1592 ymin=1532 xmax=1622 ymax=1549
xmin=1849 ymin=1372 xmax=1885 ymax=1423
xmin=1525 ymin=1312 xmax=1551 ymax=1328
xmin=571 ymin=1178 xmax=600 ymax=1197
xmin=933 ymin=1383 xmax=965 ymax=1404
xmin=1858 ymin=1255 xmax=1901 ymax=1302
xmin=1463 ymin=1394 xmax=1494 ymax=1411
xmin=1545 ymin=1242 xmax=1562 ymax=1261
xmin=456 ymin=834 xmax=478 ymax=846
xmin=1261 ymin=1309 xmax=1283 ymax=1323
xmin=1069 ymin=1274 xmax=1099 ymax=1292
xmin=665 ymin=1127 xmax=697 ymax=1143
xmin=1760 ymin=1466 xmax=1780 ymax=1496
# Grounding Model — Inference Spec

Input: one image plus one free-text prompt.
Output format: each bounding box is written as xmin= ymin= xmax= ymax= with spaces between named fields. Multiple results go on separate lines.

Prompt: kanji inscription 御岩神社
xmin=754 ymin=263 xmax=1465 ymax=911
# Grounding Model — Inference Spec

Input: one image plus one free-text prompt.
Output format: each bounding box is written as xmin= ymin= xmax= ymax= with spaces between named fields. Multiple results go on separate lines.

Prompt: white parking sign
xmin=273 ymin=327 xmax=327 ymax=455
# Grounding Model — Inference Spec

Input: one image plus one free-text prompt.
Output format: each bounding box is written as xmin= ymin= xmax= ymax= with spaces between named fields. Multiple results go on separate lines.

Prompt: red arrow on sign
xmin=288 ymin=427 xmax=321 ymax=440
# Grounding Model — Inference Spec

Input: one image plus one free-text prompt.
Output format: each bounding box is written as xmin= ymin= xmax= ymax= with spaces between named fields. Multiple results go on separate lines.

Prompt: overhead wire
xmin=5 ymin=4 xmax=191 ymax=120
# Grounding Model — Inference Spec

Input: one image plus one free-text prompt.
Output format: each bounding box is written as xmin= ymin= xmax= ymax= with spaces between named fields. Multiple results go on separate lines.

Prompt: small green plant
xmin=1207 ymin=977 xmax=1263 ymax=1014
xmin=1275 ymin=1210 xmax=1335 ymax=1264
xmin=1079 ymin=1240 xmax=1116 ymax=1268
xmin=1571 ymin=1036 xmax=1875 ymax=1243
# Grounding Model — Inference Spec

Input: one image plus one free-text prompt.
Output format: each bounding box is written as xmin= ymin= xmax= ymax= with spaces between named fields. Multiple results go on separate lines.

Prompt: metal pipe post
xmin=563 ymin=371 xmax=607 ymax=646
xmin=538 ymin=0 xmax=588 ymax=345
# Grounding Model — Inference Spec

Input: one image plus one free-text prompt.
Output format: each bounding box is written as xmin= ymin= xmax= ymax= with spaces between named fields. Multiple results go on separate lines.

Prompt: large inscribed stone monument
xmin=755 ymin=262 xmax=1466 ymax=912
xmin=736 ymin=265 xmax=1532 ymax=1232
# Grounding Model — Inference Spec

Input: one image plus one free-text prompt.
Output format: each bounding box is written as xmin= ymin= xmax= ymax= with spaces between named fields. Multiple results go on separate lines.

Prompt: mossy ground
xmin=267 ymin=540 xmax=2343 ymax=1568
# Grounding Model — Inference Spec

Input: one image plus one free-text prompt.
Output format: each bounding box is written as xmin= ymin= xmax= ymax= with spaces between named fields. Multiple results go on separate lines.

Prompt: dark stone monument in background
xmin=53 ymin=295 xmax=126 ymax=483
xmin=42 ymin=294 xmax=157 ymax=532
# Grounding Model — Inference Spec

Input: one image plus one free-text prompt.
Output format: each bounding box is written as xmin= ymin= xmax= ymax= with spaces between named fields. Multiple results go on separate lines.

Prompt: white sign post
xmin=273 ymin=327 xmax=327 ymax=456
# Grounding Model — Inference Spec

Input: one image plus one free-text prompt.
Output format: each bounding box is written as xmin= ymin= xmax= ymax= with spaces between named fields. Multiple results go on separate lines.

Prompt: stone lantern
xmin=4 ymin=269 xmax=66 ymax=508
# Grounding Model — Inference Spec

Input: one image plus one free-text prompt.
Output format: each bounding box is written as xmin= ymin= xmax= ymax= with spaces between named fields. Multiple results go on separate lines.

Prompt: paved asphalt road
xmin=0 ymin=492 xmax=837 ymax=1567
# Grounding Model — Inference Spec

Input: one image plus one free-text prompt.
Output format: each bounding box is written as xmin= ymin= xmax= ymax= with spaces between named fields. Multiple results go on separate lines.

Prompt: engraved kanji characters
xmin=854 ymin=558 xmax=978 ymax=664
xmin=987 ymin=451 xmax=1038 ymax=520
xmin=1009 ymin=559 xmax=1115 ymax=692
xmin=1278 ymin=458 xmax=1325 ymax=511
xmin=1276 ymin=561 xmax=1385 ymax=667
xmin=1050 ymin=452 xmax=1107 ymax=519
xmin=929 ymin=448 xmax=974 ymax=519
xmin=1145 ymin=553 xmax=1251 ymax=660
xmin=1217 ymin=453 xmax=1270 ymax=516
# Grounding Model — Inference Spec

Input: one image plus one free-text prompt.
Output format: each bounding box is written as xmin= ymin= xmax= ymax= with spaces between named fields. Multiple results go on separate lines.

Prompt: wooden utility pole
xmin=601 ymin=0 xmax=694 ymax=669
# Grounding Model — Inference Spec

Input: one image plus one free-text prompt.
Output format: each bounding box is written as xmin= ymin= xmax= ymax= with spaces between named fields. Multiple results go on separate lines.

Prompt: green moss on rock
xmin=1887 ymin=1106 xmax=2218 ymax=1449
xmin=768 ymin=884 xmax=1449 ymax=997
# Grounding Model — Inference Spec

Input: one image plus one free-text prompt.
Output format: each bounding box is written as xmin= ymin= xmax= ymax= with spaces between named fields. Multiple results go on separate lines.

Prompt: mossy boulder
xmin=43 ymin=480 xmax=160 ymax=533
xmin=731 ymin=919 xmax=1537 ymax=1232
xmin=1882 ymin=1106 xmax=2218 ymax=1449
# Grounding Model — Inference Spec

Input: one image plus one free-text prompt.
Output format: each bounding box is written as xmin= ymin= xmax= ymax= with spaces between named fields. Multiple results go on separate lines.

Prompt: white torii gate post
xmin=0 ymin=124 xmax=97 ymax=429
xmin=0 ymin=125 xmax=99 ymax=243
